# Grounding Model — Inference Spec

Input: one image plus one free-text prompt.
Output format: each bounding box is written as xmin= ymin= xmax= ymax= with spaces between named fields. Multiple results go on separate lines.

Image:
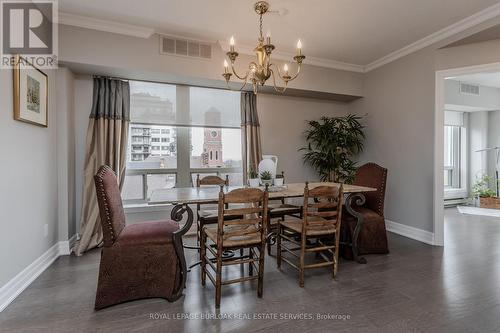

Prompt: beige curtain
xmin=241 ymin=92 xmax=262 ymax=181
xmin=74 ymin=77 xmax=130 ymax=256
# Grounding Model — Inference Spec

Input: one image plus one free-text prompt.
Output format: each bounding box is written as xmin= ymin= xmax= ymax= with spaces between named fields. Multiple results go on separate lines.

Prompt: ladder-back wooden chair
xmin=267 ymin=171 xmax=302 ymax=255
xmin=200 ymin=186 xmax=269 ymax=308
xmin=195 ymin=174 xmax=229 ymax=247
xmin=277 ymin=183 xmax=343 ymax=287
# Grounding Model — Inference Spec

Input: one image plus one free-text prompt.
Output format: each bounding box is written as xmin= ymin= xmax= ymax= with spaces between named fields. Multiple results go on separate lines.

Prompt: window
xmin=444 ymin=125 xmax=460 ymax=188
xmin=122 ymin=82 xmax=242 ymax=203
xmin=443 ymin=111 xmax=467 ymax=199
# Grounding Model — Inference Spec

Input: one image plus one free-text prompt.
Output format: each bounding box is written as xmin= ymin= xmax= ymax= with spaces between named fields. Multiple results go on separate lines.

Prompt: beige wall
xmin=58 ymin=24 xmax=364 ymax=98
xmin=350 ymin=48 xmax=437 ymax=231
xmin=56 ymin=68 xmax=77 ymax=240
xmin=350 ymin=28 xmax=500 ymax=233
xmin=437 ymin=38 xmax=500 ymax=71
xmin=0 ymin=70 xmax=59 ymax=287
xmin=258 ymin=93 xmax=349 ymax=183
xmin=445 ymin=79 xmax=500 ymax=110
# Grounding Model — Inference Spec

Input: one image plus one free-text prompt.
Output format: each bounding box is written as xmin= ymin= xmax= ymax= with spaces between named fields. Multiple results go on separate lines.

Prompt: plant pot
xmin=274 ymin=178 xmax=284 ymax=186
xmin=479 ymin=196 xmax=500 ymax=209
xmin=261 ymin=179 xmax=273 ymax=187
xmin=248 ymin=178 xmax=260 ymax=187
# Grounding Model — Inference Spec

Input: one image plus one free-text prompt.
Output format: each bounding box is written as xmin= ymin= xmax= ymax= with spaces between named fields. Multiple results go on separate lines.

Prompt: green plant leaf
xmin=300 ymin=114 xmax=365 ymax=183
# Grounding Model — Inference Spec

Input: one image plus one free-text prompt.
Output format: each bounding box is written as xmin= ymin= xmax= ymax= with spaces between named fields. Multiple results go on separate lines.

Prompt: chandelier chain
xmin=259 ymin=14 xmax=263 ymax=39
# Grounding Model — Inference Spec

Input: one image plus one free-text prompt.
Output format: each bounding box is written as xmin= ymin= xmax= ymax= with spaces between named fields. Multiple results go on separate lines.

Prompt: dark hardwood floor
xmin=1 ymin=208 xmax=500 ymax=332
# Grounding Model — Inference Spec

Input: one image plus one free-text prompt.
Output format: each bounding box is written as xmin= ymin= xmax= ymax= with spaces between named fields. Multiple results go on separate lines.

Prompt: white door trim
xmin=434 ymin=61 xmax=500 ymax=246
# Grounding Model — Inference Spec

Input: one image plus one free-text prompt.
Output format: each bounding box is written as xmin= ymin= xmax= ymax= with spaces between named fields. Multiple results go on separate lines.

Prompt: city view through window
xmin=122 ymin=81 xmax=242 ymax=202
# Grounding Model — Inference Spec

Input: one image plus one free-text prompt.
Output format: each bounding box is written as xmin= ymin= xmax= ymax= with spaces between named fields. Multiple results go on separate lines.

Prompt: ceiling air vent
xmin=160 ymin=35 xmax=212 ymax=60
xmin=459 ymin=82 xmax=480 ymax=96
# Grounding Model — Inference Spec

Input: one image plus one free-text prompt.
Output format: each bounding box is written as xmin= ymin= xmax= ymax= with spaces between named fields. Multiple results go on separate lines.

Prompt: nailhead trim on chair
xmin=362 ymin=162 xmax=387 ymax=216
xmin=96 ymin=165 xmax=116 ymax=243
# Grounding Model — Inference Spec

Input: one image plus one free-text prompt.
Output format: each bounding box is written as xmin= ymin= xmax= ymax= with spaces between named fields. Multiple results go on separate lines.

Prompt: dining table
xmin=149 ymin=182 xmax=376 ymax=276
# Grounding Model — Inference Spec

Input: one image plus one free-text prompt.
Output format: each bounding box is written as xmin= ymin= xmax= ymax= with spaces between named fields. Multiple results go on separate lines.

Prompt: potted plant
xmin=274 ymin=171 xmax=284 ymax=186
xmin=300 ymin=115 xmax=365 ymax=183
xmin=248 ymin=167 xmax=260 ymax=187
xmin=472 ymin=175 xmax=500 ymax=209
xmin=260 ymin=170 xmax=273 ymax=186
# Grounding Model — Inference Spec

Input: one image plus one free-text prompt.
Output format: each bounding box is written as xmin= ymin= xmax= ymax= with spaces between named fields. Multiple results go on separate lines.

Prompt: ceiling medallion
xmin=222 ymin=1 xmax=305 ymax=94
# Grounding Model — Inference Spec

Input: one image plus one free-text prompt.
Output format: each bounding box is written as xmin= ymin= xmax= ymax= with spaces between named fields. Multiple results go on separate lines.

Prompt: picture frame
xmin=13 ymin=55 xmax=48 ymax=127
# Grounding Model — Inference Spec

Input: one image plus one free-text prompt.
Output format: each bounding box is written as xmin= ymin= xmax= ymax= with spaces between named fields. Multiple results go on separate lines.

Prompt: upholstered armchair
xmin=93 ymin=165 xmax=189 ymax=310
xmin=342 ymin=163 xmax=389 ymax=257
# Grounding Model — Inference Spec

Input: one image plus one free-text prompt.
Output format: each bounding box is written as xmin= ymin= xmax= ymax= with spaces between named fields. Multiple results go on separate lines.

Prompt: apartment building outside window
xmin=122 ymin=81 xmax=242 ymax=204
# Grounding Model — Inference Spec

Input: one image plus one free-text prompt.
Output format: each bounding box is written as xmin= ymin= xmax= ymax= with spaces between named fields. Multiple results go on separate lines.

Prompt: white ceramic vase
xmin=248 ymin=178 xmax=260 ymax=187
xmin=274 ymin=178 xmax=284 ymax=186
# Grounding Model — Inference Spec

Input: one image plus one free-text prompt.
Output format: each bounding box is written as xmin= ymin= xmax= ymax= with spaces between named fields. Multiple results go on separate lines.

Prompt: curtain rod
xmin=90 ymin=74 xmax=248 ymax=93
xmin=93 ymin=75 xmax=129 ymax=82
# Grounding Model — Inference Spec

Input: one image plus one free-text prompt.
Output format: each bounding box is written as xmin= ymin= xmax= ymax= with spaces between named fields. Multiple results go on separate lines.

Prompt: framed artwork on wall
xmin=13 ymin=55 xmax=48 ymax=127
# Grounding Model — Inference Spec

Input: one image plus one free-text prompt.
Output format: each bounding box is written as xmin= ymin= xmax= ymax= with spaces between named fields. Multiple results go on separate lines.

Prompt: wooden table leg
xmin=345 ymin=193 xmax=367 ymax=264
xmin=170 ymin=203 xmax=194 ymax=300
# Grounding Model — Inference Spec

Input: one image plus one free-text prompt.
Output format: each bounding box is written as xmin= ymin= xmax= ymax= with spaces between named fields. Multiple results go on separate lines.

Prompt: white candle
xmin=224 ymin=59 xmax=228 ymax=73
xmin=230 ymin=36 xmax=235 ymax=52
xmin=296 ymin=39 xmax=302 ymax=56
xmin=266 ymin=30 xmax=271 ymax=44
xmin=284 ymin=63 xmax=289 ymax=75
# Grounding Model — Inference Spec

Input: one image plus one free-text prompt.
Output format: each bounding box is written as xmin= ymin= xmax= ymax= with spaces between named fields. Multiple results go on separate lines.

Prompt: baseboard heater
xmin=444 ymin=198 xmax=469 ymax=207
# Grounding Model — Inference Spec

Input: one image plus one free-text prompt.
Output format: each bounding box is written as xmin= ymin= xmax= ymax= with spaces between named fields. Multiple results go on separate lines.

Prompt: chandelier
xmin=222 ymin=1 xmax=305 ymax=94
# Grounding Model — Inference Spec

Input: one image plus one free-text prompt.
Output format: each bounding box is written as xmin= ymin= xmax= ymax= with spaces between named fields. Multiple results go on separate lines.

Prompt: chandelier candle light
xmin=222 ymin=1 xmax=306 ymax=94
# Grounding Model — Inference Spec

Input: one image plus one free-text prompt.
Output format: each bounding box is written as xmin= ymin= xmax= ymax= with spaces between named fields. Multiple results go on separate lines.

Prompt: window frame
xmin=123 ymin=84 xmax=243 ymax=205
xmin=443 ymin=120 xmax=468 ymax=200
xmin=443 ymin=125 xmax=461 ymax=189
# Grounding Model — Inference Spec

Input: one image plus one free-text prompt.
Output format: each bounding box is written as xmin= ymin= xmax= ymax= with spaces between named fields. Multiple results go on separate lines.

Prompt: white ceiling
xmin=453 ymin=72 xmax=500 ymax=88
xmin=59 ymin=0 xmax=500 ymax=67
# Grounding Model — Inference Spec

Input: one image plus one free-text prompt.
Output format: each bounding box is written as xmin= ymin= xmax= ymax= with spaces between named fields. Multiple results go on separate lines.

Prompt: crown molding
xmin=364 ymin=2 xmax=500 ymax=72
xmin=218 ymin=41 xmax=365 ymax=73
xmin=60 ymin=2 xmax=500 ymax=74
xmin=59 ymin=12 xmax=155 ymax=39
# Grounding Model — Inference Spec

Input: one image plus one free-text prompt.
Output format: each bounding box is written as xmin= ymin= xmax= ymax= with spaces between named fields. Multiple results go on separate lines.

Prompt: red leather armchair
xmin=93 ymin=165 xmax=187 ymax=310
xmin=342 ymin=163 xmax=389 ymax=257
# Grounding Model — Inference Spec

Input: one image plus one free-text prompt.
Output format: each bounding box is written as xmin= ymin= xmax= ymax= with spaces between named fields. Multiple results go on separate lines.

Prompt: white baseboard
xmin=386 ymin=220 xmax=435 ymax=245
xmin=0 ymin=239 xmax=73 ymax=312
xmin=58 ymin=234 xmax=78 ymax=255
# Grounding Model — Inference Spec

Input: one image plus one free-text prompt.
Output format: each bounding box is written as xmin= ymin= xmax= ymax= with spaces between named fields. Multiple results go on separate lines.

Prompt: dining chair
xmin=195 ymin=174 xmax=229 ymax=247
xmin=267 ymin=171 xmax=302 ymax=255
xmin=200 ymin=186 xmax=269 ymax=308
xmin=93 ymin=165 xmax=187 ymax=309
xmin=341 ymin=163 xmax=389 ymax=257
xmin=277 ymin=183 xmax=343 ymax=287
